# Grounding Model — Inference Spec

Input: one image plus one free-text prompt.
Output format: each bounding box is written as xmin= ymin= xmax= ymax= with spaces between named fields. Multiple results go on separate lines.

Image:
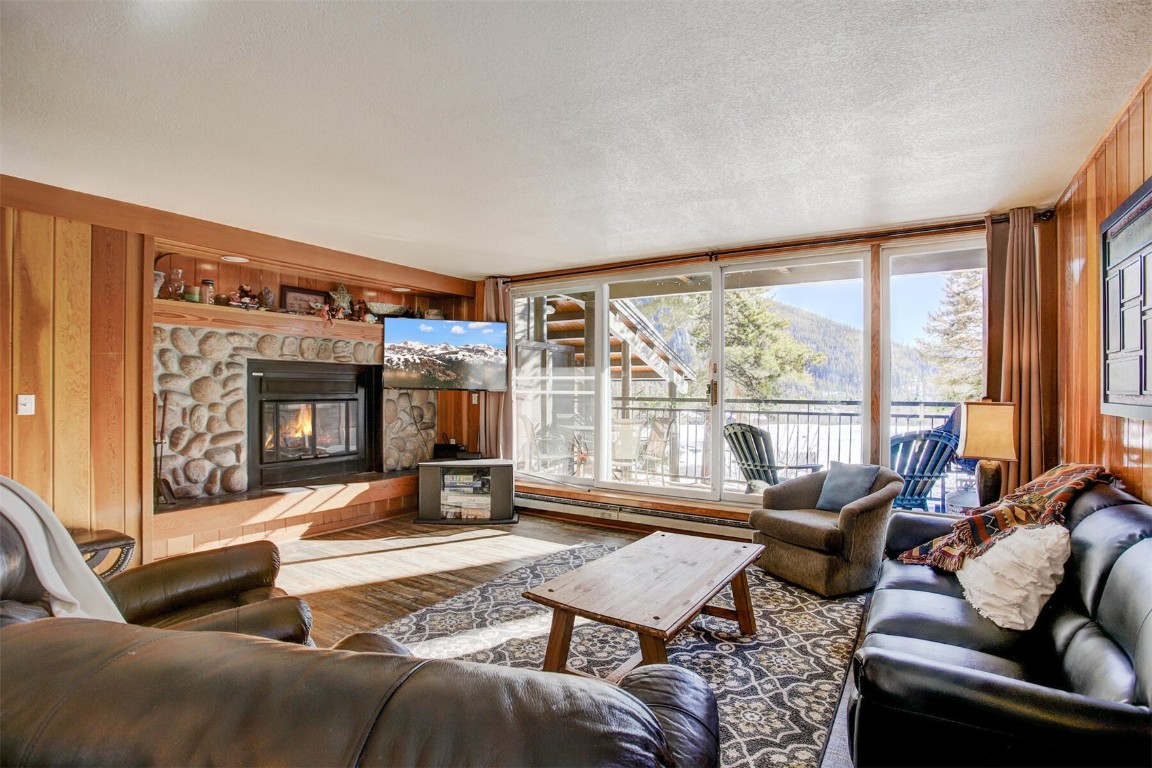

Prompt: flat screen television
xmin=382 ymin=318 xmax=509 ymax=392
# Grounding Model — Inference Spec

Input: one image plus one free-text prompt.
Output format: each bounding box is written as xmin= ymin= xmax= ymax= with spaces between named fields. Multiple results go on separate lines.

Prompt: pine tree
xmin=916 ymin=270 xmax=984 ymax=401
xmin=631 ymin=289 xmax=819 ymax=401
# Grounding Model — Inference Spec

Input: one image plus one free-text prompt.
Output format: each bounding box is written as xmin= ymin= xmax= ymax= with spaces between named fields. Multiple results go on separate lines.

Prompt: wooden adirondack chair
xmin=889 ymin=429 xmax=959 ymax=511
xmin=723 ymin=422 xmax=820 ymax=492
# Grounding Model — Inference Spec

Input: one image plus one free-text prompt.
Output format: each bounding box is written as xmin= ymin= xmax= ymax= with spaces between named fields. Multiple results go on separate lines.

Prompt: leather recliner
xmin=848 ymin=482 xmax=1152 ymax=767
xmin=0 ymin=516 xmax=311 ymax=643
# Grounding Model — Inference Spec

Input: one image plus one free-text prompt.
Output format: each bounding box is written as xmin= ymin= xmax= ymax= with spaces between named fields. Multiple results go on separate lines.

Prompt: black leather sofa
xmin=848 ymin=482 xmax=1152 ymax=767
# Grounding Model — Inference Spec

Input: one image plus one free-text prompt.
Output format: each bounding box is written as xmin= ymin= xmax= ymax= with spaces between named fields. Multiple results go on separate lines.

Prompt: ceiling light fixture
xmin=220 ymin=255 xmax=250 ymax=263
xmin=391 ymin=287 xmax=412 ymax=293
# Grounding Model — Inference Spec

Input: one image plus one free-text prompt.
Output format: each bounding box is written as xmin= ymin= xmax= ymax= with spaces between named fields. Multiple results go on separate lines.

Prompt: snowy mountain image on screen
xmin=382 ymin=319 xmax=508 ymax=391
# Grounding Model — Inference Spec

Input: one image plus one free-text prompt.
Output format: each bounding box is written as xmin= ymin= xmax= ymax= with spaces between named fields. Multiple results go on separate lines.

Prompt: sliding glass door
xmin=720 ymin=254 xmax=867 ymax=500
xmin=883 ymin=235 xmax=987 ymax=511
xmin=512 ymin=288 xmax=597 ymax=481
xmin=603 ymin=272 xmax=715 ymax=496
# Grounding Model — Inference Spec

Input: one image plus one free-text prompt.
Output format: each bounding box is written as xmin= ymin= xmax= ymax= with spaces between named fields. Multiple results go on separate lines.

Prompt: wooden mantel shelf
xmin=153 ymin=299 xmax=384 ymax=342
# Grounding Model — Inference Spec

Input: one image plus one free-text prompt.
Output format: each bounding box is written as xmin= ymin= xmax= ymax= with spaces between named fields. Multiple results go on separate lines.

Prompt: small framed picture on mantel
xmin=281 ymin=286 xmax=329 ymax=314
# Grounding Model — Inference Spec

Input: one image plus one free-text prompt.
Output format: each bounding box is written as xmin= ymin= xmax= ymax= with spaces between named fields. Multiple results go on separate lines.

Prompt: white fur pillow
xmin=955 ymin=525 xmax=1070 ymax=631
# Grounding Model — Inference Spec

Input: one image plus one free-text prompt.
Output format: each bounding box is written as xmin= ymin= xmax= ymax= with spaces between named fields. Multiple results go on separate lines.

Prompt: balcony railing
xmin=519 ymin=397 xmax=971 ymax=512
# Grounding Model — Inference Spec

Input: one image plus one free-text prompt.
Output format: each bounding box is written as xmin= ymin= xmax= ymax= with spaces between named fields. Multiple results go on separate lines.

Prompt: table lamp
xmin=957 ymin=400 xmax=1018 ymax=507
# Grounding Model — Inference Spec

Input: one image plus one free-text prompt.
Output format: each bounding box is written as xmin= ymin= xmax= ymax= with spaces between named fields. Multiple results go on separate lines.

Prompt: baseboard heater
xmin=514 ymin=492 xmax=754 ymax=541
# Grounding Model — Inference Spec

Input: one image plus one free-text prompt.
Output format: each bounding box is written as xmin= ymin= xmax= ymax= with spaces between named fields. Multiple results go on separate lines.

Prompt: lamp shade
xmin=957 ymin=401 xmax=1018 ymax=461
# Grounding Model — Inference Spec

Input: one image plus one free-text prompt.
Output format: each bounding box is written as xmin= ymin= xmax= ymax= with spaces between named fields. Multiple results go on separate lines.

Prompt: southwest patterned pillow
xmin=897 ymin=464 xmax=1110 ymax=572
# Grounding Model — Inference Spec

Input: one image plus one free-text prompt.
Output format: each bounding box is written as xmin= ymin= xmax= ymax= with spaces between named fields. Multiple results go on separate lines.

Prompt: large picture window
xmin=511 ymin=235 xmax=986 ymax=506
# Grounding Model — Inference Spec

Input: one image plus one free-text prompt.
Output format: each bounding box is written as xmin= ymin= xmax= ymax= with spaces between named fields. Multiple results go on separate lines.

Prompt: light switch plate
xmin=16 ymin=394 xmax=35 ymax=416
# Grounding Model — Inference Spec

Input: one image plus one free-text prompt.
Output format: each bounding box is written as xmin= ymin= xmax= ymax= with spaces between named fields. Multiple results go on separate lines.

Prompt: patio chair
xmin=723 ymin=422 xmax=820 ymax=493
xmin=638 ymin=417 xmax=673 ymax=479
xmin=611 ymin=419 xmax=643 ymax=479
xmin=517 ymin=415 xmax=573 ymax=475
xmin=889 ymin=429 xmax=958 ymax=511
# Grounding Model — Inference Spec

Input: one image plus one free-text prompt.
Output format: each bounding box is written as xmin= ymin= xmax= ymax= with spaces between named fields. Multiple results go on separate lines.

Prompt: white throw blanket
xmin=0 ymin=475 xmax=125 ymax=622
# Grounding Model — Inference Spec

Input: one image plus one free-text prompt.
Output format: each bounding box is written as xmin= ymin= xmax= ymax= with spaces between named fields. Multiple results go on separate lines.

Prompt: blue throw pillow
xmin=815 ymin=461 xmax=881 ymax=511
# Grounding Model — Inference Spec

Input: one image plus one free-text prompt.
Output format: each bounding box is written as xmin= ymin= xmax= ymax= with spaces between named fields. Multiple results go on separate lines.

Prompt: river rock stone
xmin=190 ymin=376 xmax=222 ymax=404
xmin=204 ymin=468 xmax=222 ymax=496
xmin=171 ymin=327 xmax=198 ymax=355
xmin=390 ymin=436 xmax=407 ymax=451
xmin=179 ymin=356 xmax=209 ymax=377
xmin=227 ymin=332 xmax=251 ymax=347
xmin=163 ymin=391 xmax=195 ymax=408
xmin=222 ymin=372 xmax=244 ymax=391
xmin=317 ymin=341 xmax=333 ymax=360
xmin=282 ymin=337 xmax=300 ymax=357
xmin=158 ymin=348 xmax=181 ymax=373
xmin=221 ymin=465 xmax=247 ymax=493
xmin=384 ymin=399 xmax=398 ymax=424
xmin=199 ymin=331 xmax=230 ymax=360
xmin=183 ymin=458 xmax=212 ymax=484
xmin=179 ymin=432 xmax=209 ymax=458
xmin=168 ymin=426 xmax=191 ymax=452
xmin=158 ymin=373 xmax=190 ymax=390
xmin=256 ymin=335 xmax=281 ymax=357
xmin=206 ymin=415 xmax=228 ymax=434
xmin=221 ymin=387 xmax=244 ymax=402
xmin=383 ymin=447 xmax=399 ymax=471
xmin=205 ymin=446 xmax=238 ymax=467
xmin=153 ymin=326 xmax=169 ymax=347
xmin=398 ymin=450 xmax=416 ymax=469
xmin=353 ymin=342 xmax=367 ymax=363
xmin=174 ymin=484 xmax=201 ymax=499
xmin=226 ymin=400 xmax=246 ymax=429
xmin=211 ymin=430 xmax=244 ymax=447
xmin=410 ymin=406 xmax=423 ymax=424
xmin=299 ymin=337 xmax=318 ymax=360
xmin=372 ymin=345 xmax=383 ymax=364
xmin=189 ymin=405 xmax=209 ymax=432
xmin=208 ymin=402 xmax=226 ymax=415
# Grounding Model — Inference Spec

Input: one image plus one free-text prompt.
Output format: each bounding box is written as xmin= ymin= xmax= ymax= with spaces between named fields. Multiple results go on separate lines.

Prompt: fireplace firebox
xmin=247 ymin=360 xmax=381 ymax=487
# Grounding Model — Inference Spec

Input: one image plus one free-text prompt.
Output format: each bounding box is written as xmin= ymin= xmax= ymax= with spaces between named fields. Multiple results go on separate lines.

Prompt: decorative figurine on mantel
xmin=259 ymin=286 xmax=275 ymax=310
xmin=329 ymin=284 xmax=353 ymax=315
xmin=351 ymin=299 xmax=370 ymax=322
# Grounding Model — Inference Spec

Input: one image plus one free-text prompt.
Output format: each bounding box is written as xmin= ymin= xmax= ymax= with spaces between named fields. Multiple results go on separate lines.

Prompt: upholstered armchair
xmin=748 ymin=464 xmax=903 ymax=597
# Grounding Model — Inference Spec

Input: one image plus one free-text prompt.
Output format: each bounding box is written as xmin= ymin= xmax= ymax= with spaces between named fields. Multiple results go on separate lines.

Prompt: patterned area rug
xmin=377 ymin=543 xmax=865 ymax=768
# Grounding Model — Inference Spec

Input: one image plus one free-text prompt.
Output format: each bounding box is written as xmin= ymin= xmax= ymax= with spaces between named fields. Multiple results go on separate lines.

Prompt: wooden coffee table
xmin=523 ymin=531 xmax=764 ymax=683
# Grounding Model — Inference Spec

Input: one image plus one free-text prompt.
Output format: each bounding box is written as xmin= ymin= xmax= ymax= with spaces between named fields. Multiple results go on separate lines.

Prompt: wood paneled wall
xmin=2 ymin=179 xmax=482 ymax=562
xmin=1056 ymin=72 xmax=1152 ymax=499
xmin=1 ymin=210 xmax=149 ymax=554
xmin=154 ymin=247 xmax=474 ymax=320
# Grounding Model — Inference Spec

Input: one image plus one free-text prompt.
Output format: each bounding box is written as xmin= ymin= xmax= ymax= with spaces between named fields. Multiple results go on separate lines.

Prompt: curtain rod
xmin=509 ymin=209 xmax=1054 ymax=284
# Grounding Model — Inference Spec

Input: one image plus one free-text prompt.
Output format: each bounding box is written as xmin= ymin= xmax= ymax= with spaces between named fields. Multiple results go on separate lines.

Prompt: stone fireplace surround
xmin=154 ymin=323 xmax=437 ymax=500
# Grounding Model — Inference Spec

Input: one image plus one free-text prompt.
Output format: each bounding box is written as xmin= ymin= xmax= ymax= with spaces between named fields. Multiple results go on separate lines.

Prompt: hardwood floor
xmin=276 ymin=511 xmax=643 ymax=647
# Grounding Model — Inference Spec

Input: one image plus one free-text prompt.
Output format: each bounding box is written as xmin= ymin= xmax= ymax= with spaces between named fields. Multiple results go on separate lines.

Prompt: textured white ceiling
xmin=2 ymin=1 xmax=1150 ymax=280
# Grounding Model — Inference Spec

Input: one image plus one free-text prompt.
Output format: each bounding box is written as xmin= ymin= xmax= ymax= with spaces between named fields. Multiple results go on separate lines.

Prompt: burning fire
xmin=264 ymin=405 xmax=313 ymax=452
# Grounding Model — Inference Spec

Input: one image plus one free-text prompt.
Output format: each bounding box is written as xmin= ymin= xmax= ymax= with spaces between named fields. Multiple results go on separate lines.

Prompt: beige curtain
xmin=996 ymin=207 xmax=1044 ymax=491
xmin=478 ymin=277 xmax=512 ymax=459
